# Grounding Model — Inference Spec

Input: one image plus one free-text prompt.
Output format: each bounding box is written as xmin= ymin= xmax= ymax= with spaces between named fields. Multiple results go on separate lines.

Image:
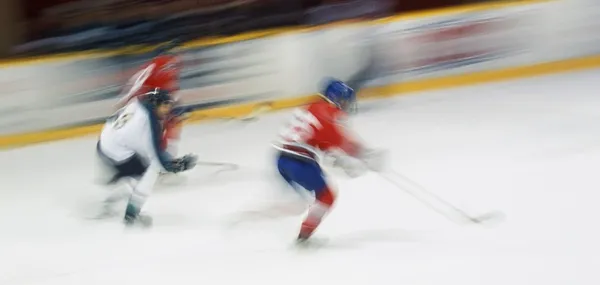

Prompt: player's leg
xmin=298 ymin=188 xmax=334 ymax=240
xmin=105 ymin=158 xmax=148 ymax=216
xmin=123 ymin=162 xmax=161 ymax=227
xmin=95 ymin=143 xmax=147 ymax=218
xmin=263 ymin=156 xmax=308 ymax=216
xmin=277 ymin=157 xmax=299 ymax=192
xmin=296 ymin=168 xmax=335 ymax=241
xmin=111 ymin=154 xmax=147 ymax=183
xmin=94 ymin=142 xmax=119 ymax=185
xmin=277 ymin=155 xmax=336 ymax=240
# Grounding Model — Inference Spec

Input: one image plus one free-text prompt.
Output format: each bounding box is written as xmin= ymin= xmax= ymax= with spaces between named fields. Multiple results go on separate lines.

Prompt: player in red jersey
xmin=273 ymin=79 xmax=386 ymax=242
xmin=116 ymin=42 xmax=187 ymax=157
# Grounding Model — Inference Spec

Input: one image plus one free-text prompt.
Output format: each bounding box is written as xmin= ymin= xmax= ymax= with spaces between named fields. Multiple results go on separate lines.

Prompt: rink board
xmin=3 ymin=54 xmax=599 ymax=149
xmin=2 ymin=0 xmax=600 ymax=148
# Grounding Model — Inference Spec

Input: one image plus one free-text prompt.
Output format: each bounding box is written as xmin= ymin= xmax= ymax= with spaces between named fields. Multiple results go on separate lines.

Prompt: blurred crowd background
xmin=0 ymin=0 xmax=502 ymax=58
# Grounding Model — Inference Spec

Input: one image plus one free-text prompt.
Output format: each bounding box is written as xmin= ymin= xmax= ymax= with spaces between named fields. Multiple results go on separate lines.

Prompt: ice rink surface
xmin=2 ymin=69 xmax=600 ymax=285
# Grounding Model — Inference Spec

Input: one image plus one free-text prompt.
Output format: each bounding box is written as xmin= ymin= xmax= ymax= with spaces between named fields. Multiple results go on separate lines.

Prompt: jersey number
xmin=281 ymin=110 xmax=320 ymax=143
xmin=112 ymin=110 xmax=133 ymax=130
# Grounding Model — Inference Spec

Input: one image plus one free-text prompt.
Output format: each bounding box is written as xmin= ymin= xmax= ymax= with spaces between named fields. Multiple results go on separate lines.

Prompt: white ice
xmin=1 ymin=69 xmax=600 ymax=285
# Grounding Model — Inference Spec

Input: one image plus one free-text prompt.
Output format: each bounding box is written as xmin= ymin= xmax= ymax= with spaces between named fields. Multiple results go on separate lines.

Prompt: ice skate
xmin=124 ymin=204 xmax=153 ymax=228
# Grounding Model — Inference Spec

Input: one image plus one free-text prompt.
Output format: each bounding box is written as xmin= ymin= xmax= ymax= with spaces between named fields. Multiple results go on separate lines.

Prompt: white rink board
xmin=3 ymin=0 xmax=600 ymax=136
xmin=2 ymin=70 xmax=600 ymax=285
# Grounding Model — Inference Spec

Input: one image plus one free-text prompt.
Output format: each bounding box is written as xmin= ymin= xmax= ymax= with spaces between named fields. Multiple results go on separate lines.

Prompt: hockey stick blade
xmin=195 ymin=161 xmax=239 ymax=174
xmin=466 ymin=210 xmax=505 ymax=226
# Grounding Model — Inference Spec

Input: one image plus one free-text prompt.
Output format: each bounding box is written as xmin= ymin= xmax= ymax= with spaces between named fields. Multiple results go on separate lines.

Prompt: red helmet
xmin=145 ymin=54 xmax=180 ymax=92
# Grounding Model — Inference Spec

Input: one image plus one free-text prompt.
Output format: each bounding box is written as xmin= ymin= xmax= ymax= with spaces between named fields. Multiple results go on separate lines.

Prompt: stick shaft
xmin=380 ymin=171 xmax=478 ymax=224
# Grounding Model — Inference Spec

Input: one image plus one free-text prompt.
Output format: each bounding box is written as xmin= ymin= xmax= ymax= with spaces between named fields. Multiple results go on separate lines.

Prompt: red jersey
xmin=116 ymin=55 xmax=181 ymax=108
xmin=275 ymin=100 xmax=360 ymax=161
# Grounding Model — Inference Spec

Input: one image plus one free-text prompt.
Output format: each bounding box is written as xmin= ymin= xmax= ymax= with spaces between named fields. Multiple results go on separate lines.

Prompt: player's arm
xmin=139 ymin=105 xmax=177 ymax=172
xmin=325 ymin=110 xmax=362 ymax=156
xmin=325 ymin=110 xmax=386 ymax=173
xmin=140 ymin=102 xmax=197 ymax=174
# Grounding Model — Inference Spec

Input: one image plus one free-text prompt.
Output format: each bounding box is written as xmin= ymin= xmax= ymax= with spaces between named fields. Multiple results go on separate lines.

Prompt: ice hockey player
xmin=116 ymin=40 xmax=187 ymax=158
xmin=273 ymin=79 xmax=385 ymax=242
xmin=96 ymin=88 xmax=198 ymax=226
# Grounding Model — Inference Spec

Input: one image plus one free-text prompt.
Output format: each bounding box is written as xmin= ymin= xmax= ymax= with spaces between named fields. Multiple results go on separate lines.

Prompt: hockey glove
xmin=171 ymin=154 xmax=198 ymax=173
xmin=331 ymin=154 xmax=368 ymax=178
xmin=359 ymin=148 xmax=387 ymax=172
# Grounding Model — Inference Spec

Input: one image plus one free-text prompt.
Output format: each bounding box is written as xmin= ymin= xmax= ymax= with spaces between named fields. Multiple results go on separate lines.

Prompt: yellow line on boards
xmin=1 ymin=53 xmax=599 ymax=149
xmin=380 ymin=55 xmax=600 ymax=96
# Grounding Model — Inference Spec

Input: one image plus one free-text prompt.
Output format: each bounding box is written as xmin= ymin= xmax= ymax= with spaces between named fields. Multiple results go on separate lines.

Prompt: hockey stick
xmin=157 ymin=160 xmax=240 ymax=186
xmin=379 ymin=170 xmax=504 ymax=225
xmin=195 ymin=160 xmax=239 ymax=174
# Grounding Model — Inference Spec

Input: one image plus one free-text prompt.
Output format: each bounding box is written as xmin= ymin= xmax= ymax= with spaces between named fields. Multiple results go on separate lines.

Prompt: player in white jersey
xmin=96 ymin=88 xmax=197 ymax=227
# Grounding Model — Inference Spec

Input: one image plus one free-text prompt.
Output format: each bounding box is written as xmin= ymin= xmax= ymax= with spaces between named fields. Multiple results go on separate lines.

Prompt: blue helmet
xmin=321 ymin=78 xmax=356 ymax=111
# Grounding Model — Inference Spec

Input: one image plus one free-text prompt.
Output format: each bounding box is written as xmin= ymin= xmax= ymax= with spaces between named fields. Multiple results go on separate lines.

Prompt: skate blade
xmin=124 ymin=215 xmax=154 ymax=228
xmin=294 ymin=237 xmax=330 ymax=250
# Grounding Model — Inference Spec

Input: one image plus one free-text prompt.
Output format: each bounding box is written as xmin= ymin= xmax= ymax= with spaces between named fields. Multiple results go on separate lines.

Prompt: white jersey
xmin=99 ymin=100 xmax=171 ymax=171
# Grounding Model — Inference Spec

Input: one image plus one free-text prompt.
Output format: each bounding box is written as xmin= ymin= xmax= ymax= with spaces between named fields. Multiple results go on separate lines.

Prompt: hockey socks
xmin=298 ymin=187 xmax=335 ymax=240
xmin=124 ymin=203 xmax=141 ymax=223
xmin=123 ymin=166 xmax=160 ymax=227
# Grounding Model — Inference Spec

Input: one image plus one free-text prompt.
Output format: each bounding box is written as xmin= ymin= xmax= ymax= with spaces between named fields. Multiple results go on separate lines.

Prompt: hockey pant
xmin=277 ymin=154 xmax=336 ymax=238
